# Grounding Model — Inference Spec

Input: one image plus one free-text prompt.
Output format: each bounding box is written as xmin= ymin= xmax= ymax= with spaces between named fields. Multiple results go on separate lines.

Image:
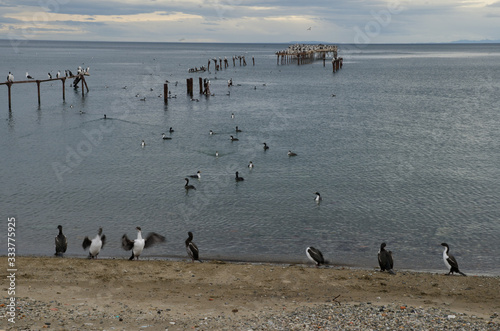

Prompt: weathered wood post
xmin=61 ymin=78 xmax=66 ymax=101
xmin=252 ymin=56 xmax=255 ymax=66
xmin=7 ymin=83 xmax=12 ymax=110
xmin=163 ymin=83 xmax=168 ymax=103
xmin=199 ymin=77 xmax=203 ymax=94
xmin=37 ymin=81 xmax=41 ymax=105
xmin=186 ymin=78 xmax=193 ymax=97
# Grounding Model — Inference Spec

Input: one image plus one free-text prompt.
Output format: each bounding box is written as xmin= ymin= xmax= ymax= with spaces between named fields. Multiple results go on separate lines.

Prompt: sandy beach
xmin=1 ymin=256 xmax=499 ymax=330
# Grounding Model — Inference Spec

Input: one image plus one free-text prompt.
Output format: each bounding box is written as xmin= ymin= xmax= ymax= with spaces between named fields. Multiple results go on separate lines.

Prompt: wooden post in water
xmin=7 ymin=83 xmax=12 ymax=110
xmin=62 ymin=78 xmax=66 ymax=101
xmin=186 ymin=78 xmax=193 ymax=97
xmin=81 ymin=76 xmax=85 ymax=97
xmin=163 ymin=83 xmax=168 ymax=103
xmin=37 ymin=81 xmax=41 ymax=105
xmin=199 ymin=77 xmax=203 ymax=94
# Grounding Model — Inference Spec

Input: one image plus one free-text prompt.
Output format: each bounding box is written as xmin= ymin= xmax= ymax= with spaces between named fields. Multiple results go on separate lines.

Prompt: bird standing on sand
xmin=378 ymin=242 xmax=395 ymax=274
xmin=184 ymin=178 xmax=196 ymax=190
xmin=55 ymin=225 xmax=67 ymax=257
xmin=121 ymin=227 xmax=165 ymax=260
xmin=441 ymin=243 xmax=466 ymax=276
xmin=82 ymin=227 xmax=106 ymax=259
xmin=306 ymin=246 xmax=325 ymax=267
xmin=185 ymin=232 xmax=202 ymax=263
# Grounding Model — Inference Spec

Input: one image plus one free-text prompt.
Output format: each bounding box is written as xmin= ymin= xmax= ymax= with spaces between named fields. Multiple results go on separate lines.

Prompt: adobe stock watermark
xmin=353 ymin=1 xmax=405 ymax=46
xmin=8 ymin=0 xmax=71 ymax=53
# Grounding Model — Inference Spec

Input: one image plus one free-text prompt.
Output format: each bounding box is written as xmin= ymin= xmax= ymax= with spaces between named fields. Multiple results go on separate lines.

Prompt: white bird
xmin=121 ymin=227 xmax=165 ymax=260
xmin=314 ymin=192 xmax=322 ymax=203
xmin=82 ymin=227 xmax=106 ymax=259
xmin=56 ymin=71 xmax=61 ymax=78
xmin=7 ymin=72 xmax=14 ymax=82
xmin=141 ymin=140 xmax=146 ymax=147
xmin=26 ymin=72 xmax=34 ymax=79
xmin=248 ymin=161 xmax=254 ymax=169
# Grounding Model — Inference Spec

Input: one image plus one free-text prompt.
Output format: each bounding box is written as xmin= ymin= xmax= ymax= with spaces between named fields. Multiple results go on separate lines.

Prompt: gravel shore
xmin=1 ymin=257 xmax=499 ymax=330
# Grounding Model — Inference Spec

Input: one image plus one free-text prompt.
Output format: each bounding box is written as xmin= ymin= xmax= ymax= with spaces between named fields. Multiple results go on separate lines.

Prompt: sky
xmin=1 ymin=0 xmax=499 ymax=44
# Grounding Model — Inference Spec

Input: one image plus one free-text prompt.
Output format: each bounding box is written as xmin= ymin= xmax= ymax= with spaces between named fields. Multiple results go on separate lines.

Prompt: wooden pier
xmin=276 ymin=44 xmax=338 ymax=65
xmin=1 ymin=73 xmax=89 ymax=110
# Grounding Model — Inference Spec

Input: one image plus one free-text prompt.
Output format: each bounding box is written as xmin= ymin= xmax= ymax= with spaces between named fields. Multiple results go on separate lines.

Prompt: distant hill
xmin=451 ymin=39 xmax=500 ymax=44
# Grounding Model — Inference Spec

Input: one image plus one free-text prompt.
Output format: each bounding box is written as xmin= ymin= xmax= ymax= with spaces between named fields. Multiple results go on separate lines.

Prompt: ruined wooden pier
xmin=276 ymin=44 xmax=338 ymax=65
xmin=1 ymin=73 xmax=89 ymax=110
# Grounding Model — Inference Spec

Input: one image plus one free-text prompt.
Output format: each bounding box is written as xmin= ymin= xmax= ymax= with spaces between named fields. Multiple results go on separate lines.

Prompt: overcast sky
xmin=1 ymin=0 xmax=499 ymax=43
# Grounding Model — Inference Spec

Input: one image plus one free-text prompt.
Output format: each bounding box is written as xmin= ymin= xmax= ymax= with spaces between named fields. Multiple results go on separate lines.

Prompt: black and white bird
xmin=235 ymin=171 xmax=244 ymax=181
xmin=121 ymin=227 xmax=165 ymax=260
xmin=288 ymin=150 xmax=297 ymax=156
xmin=235 ymin=126 xmax=242 ymax=132
xmin=141 ymin=140 xmax=146 ymax=147
xmin=230 ymin=135 xmax=239 ymax=141
xmin=26 ymin=72 xmax=34 ymax=79
xmin=48 ymin=72 xmax=52 ymax=79
xmin=248 ymin=161 xmax=254 ymax=169
xmin=314 ymin=192 xmax=322 ymax=203
xmin=306 ymin=246 xmax=325 ymax=267
xmin=56 ymin=71 xmax=61 ymax=78
xmin=441 ymin=243 xmax=466 ymax=276
xmin=185 ymin=231 xmax=202 ymax=263
xmin=54 ymin=225 xmax=68 ymax=257
xmin=189 ymin=171 xmax=201 ymax=179
xmin=162 ymin=133 xmax=172 ymax=140
xmin=7 ymin=72 xmax=14 ymax=82
xmin=185 ymin=178 xmax=196 ymax=190
xmin=378 ymin=242 xmax=395 ymax=274
xmin=82 ymin=227 xmax=106 ymax=259
xmin=263 ymin=142 xmax=269 ymax=150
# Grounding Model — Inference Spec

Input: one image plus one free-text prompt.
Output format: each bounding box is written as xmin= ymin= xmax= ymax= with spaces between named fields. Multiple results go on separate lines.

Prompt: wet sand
xmin=1 ymin=256 xmax=499 ymax=330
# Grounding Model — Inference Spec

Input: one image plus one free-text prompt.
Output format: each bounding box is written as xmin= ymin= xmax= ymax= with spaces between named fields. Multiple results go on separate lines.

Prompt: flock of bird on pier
xmin=54 ymin=223 xmax=467 ymax=276
xmin=5 ymin=66 xmax=89 ymax=85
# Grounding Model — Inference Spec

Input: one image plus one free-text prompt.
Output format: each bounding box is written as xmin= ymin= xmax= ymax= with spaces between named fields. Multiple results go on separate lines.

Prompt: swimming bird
xmin=215 ymin=151 xmax=219 ymax=157
xmin=378 ymin=243 xmax=395 ymax=274
xmin=169 ymin=127 xmax=174 ymax=133
xmin=26 ymin=72 xmax=34 ymax=79
xmin=288 ymin=150 xmax=297 ymax=156
xmin=82 ymin=227 xmax=106 ymax=259
xmin=235 ymin=171 xmax=244 ymax=181
xmin=48 ymin=72 xmax=52 ymax=79
xmin=314 ymin=192 xmax=322 ymax=203
xmin=230 ymin=135 xmax=239 ymax=141
xmin=263 ymin=142 xmax=269 ymax=150
xmin=185 ymin=231 xmax=202 ymax=263
xmin=162 ymin=133 xmax=172 ymax=140
xmin=54 ymin=225 xmax=67 ymax=257
xmin=235 ymin=126 xmax=242 ymax=132
xmin=209 ymin=130 xmax=216 ymax=135
xmin=441 ymin=243 xmax=466 ymax=276
xmin=7 ymin=72 xmax=14 ymax=82
xmin=103 ymin=114 xmax=107 ymax=119
xmin=122 ymin=227 xmax=166 ymax=260
xmin=185 ymin=178 xmax=196 ymax=190
xmin=231 ymin=113 xmax=235 ymax=119
xmin=248 ymin=161 xmax=254 ymax=169
xmin=189 ymin=171 xmax=201 ymax=179
xmin=306 ymin=246 xmax=325 ymax=267
xmin=141 ymin=140 xmax=146 ymax=147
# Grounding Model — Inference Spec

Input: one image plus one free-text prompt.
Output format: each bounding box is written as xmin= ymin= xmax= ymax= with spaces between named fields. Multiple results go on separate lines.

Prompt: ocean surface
xmin=1 ymin=41 xmax=499 ymax=275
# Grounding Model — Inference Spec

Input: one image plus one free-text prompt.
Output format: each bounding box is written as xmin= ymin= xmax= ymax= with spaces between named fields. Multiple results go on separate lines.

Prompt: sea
xmin=1 ymin=40 xmax=499 ymax=275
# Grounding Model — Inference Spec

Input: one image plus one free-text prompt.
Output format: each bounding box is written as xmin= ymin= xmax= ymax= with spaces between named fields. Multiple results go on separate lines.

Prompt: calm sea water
xmin=1 ymin=41 xmax=499 ymax=275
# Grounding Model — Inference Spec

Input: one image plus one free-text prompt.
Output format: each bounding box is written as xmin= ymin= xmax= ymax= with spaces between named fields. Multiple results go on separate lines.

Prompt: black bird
xmin=122 ymin=226 xmax=166 ymax=260
xmin=441 ymin=243 xmax=466 ymax=276
xmin=306 ymin=246 xmax=325 ymax=267
xmin=48 ymin=72 xmax=52 ymax=79
xmin=169 ymin=127 xmax=174 ymax=133
xmin=263 ymin=142 xmax=269 ymax=150
xmin=378 ymin=243 xmax=395 ymax=274
xmin=288 ymin=150 xmax=297 ymax=156
xmin=185 ymin=178 xmax=196 ymax=190
xmin=230 ymin=135 xmax=239 ymax=141
xmin=82 ymin=227 xmax=106 ymax=259
xmin=162 ymin=133 xmax=172 ymax=140
xmin=235 ymin=126 xmax=242 ymax=132
xmin=54 ymin=225 xmax=67 ymax=257
xmin=235 ymin=171 xmax=244 ymax=181
xmin=185 ymin=231 xmax=202 ymax=263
